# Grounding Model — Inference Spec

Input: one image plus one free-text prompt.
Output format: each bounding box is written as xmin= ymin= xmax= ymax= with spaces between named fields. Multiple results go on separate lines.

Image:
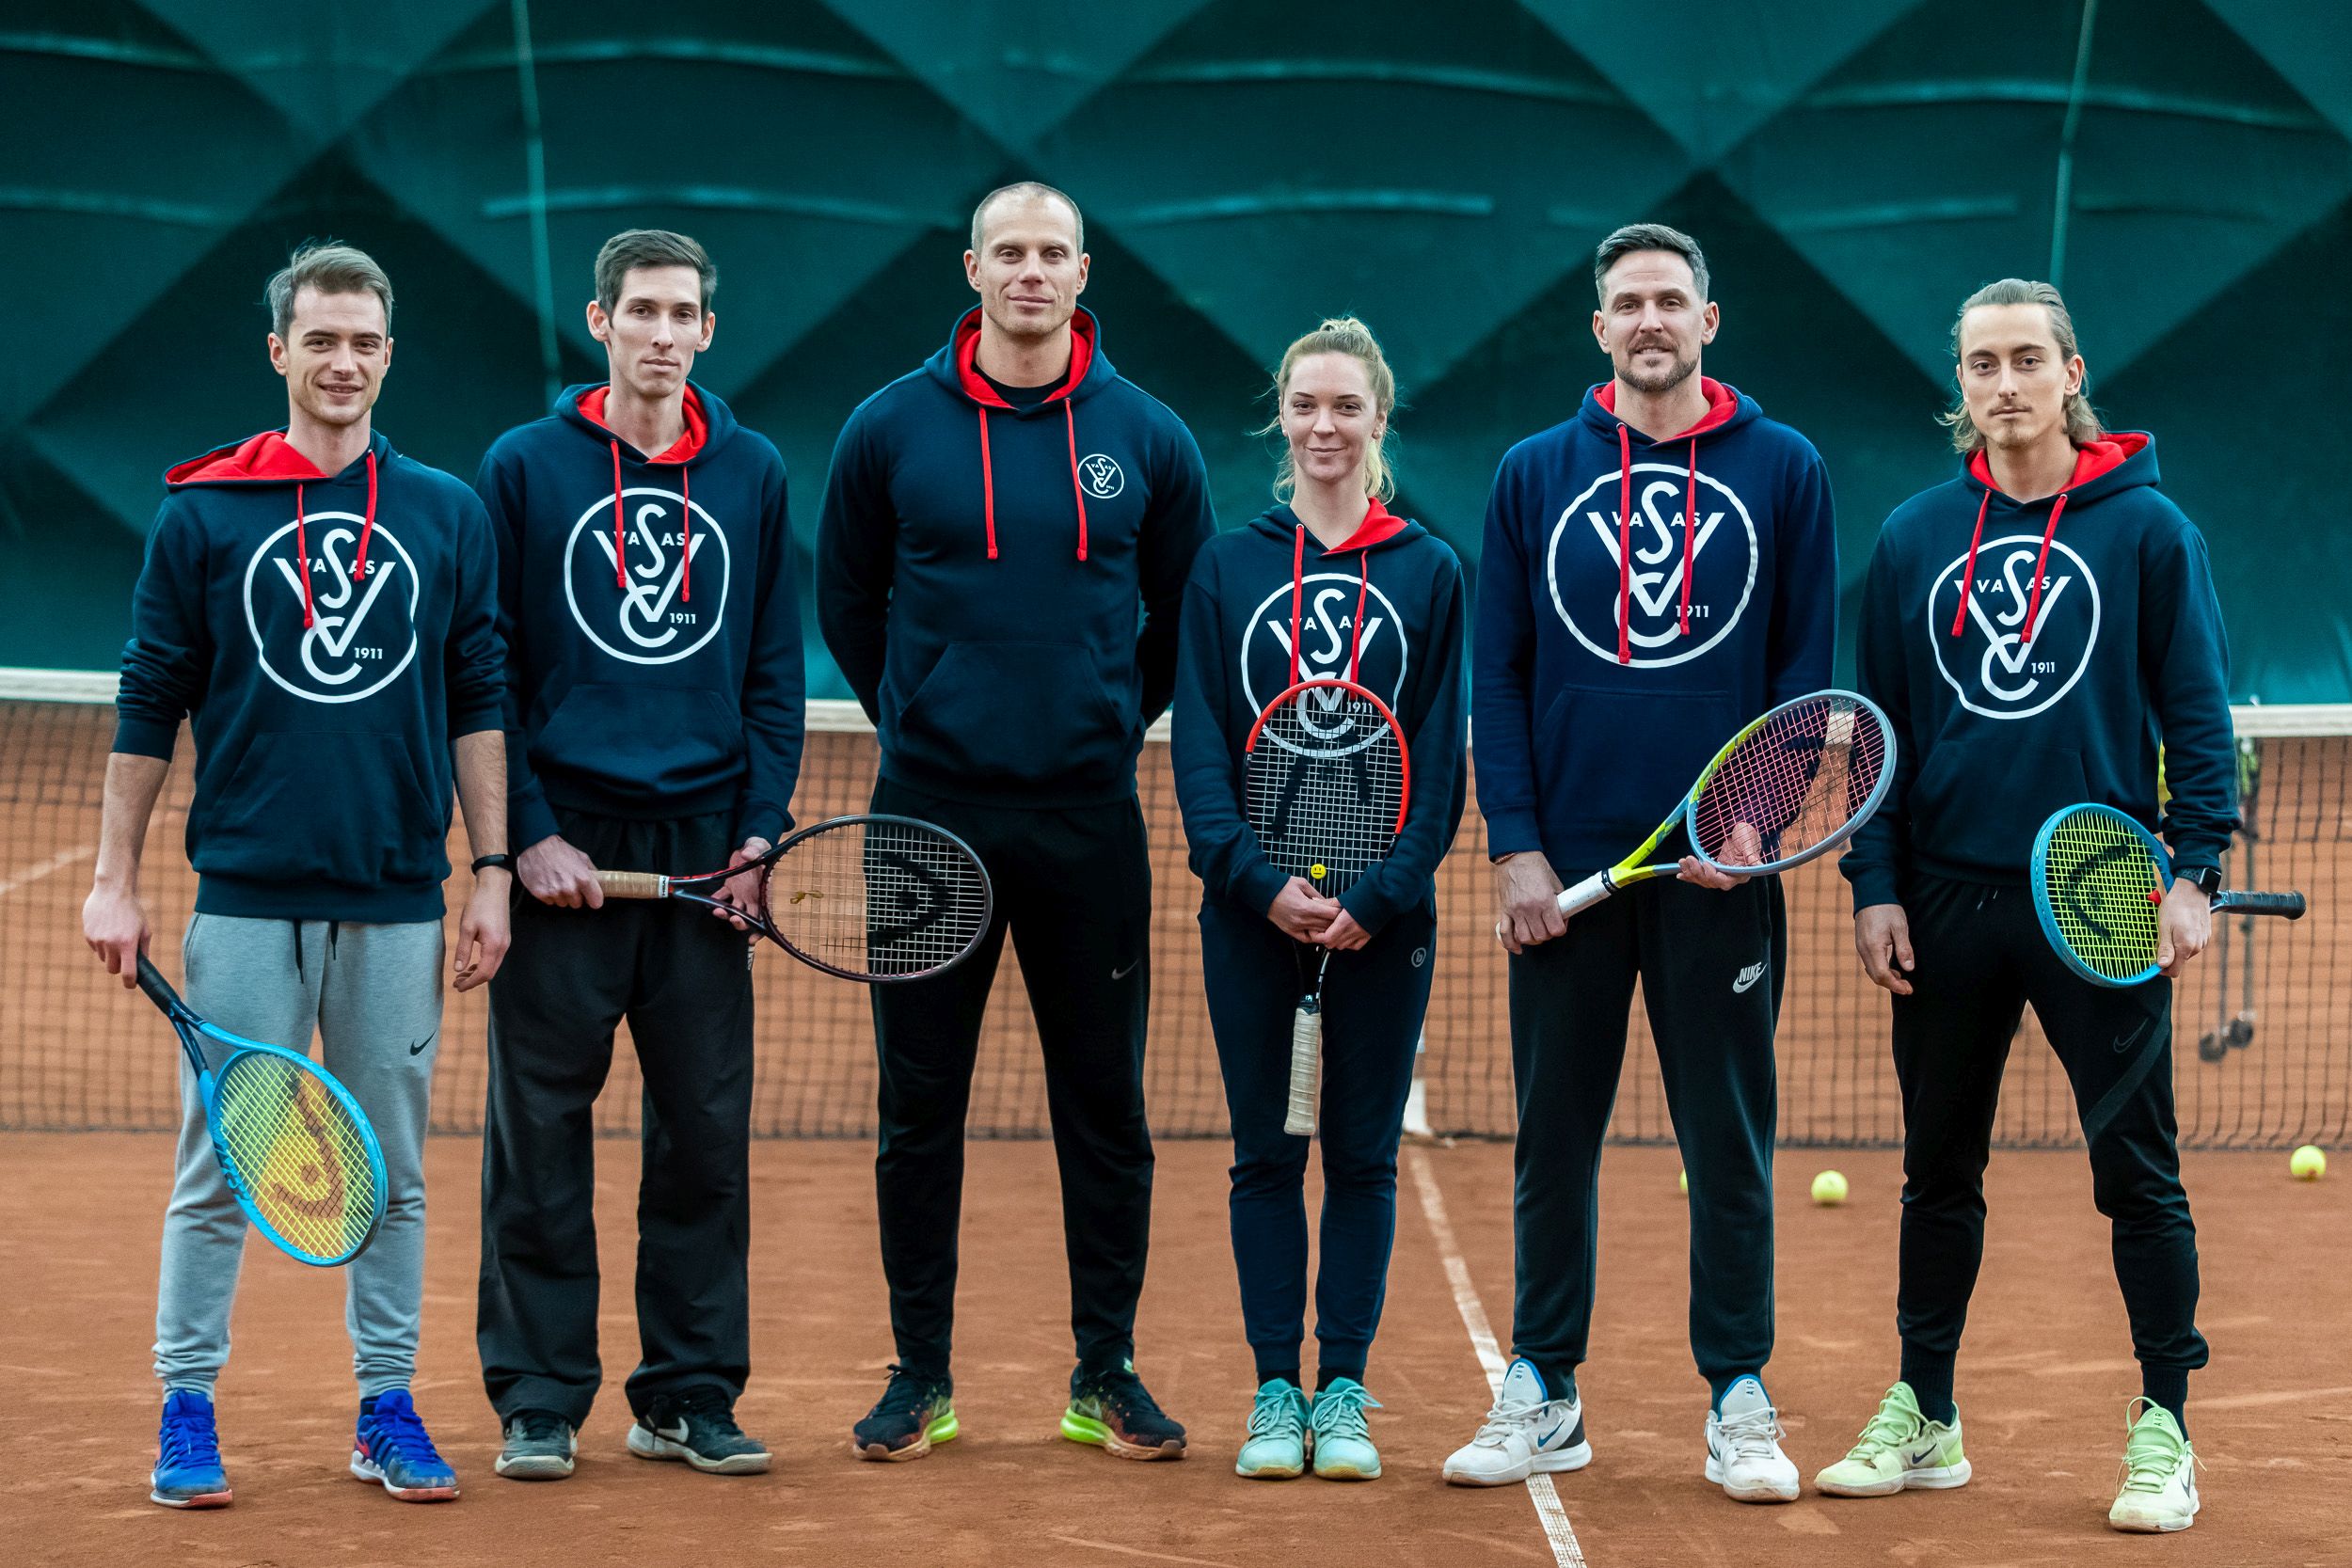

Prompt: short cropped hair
xmin=595 ymin=229 xmax=717 ymax=315
xmin=970 ymin=182 xmax=1085 ymax=255
xmin=1593 ymin=222 xmax=1710 ymax=305
xmin=266 ymin=242 xmax=393 ymax=338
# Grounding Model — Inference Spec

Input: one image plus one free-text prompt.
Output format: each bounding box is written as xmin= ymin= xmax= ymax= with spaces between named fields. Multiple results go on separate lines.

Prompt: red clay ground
xmin=3 ymin=1135 xmax=2343 ymax=1566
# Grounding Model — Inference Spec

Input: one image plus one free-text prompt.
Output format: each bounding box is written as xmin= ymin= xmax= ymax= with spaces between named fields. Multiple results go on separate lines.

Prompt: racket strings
xmin=2043 ymin=812 xmax=2165 ymax=978
xmin=1245 ymin=688 xmax=1406 ymax=896
xmin=767 ymin=819 xmax=989 ymax=978
xmin=211 ymin=1052 xmax=378 ymax=1260
xmin=1692 ymin=694 xmax=1890 ymax=868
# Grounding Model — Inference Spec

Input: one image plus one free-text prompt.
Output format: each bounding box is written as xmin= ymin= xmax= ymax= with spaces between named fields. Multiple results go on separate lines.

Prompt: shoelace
xmin=1717 ymin=1402 xmax=1786 ymax=1462
xmin=509 ymin=1410 xmax=568 ymax=1442
xmin=1848 ymin=1396 xmax=1924 ymax=1460
xmin=873 ymin=1364 xmax=946 ymax=1417
xmin=1247 ymin=1386 xmax=1307 ymax=1438
xmin=2119 ymin=1427 xmax=2194 ymax=1493
xmin=160 ymin=1405 xmax=222 ymax=1469
xmin=670 ymin=1386 xmax=748 ymax=1440
xmin=1095 ymin=1371 xmax=1167 ymax=1421
xmin=1311 ymin=1385 xmax=1382 ymax=1440
xmin=368 ymin=1400 xmax=445 ymax=1465
xmin=1472 ymin=1392 xmax=1547 ymax=1447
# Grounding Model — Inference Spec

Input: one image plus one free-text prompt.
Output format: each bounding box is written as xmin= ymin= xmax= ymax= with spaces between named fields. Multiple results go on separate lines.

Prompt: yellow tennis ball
xmin=1677 ymin=1168 xmax=1688 ymax=1196
xmin=2291 ymin=1145 xmax=2328 ymax=1181
xmin=1811 ymin=1170 xmax=1849 ymax=1206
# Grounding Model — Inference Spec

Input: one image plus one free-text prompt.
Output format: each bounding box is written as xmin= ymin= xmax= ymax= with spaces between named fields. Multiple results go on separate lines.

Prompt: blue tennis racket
xmin=2030 ymin=803 xmax=2306 ymax=988
xmin=136 ymin=955 xmax=388 ymax=1265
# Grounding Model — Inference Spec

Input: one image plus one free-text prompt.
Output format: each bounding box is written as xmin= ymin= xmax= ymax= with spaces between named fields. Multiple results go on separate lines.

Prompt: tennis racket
xmin=135 ymin=955 xmax=387 ymax=1267
xmin=1243 ymin=677 xmax=1411 ymax=1136
xmin=596 ymin=813 xmax=992 ymax=982
xmin=2031 ymin=802 xmax=2305 ymax=988
xmin=1501 ymin=689 xmax=1895 ymax=939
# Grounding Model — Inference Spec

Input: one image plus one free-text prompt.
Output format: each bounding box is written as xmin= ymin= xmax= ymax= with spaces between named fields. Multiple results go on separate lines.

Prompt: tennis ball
xmin=1677 ymin=1168 xmax=1688 ymax=1196
xmin=1811 ymin=1170 xmax=1850 ymax=1206
xmin=2291 ymin=1145 xmax=2328 ymax=1181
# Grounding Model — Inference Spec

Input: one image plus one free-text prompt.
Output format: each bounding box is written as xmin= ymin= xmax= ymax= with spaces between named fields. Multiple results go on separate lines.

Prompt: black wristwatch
xmin=2181 ymin=864 xmax=2222 ymax=898
xmin=471 ymin=853 xmax=516 ymax=875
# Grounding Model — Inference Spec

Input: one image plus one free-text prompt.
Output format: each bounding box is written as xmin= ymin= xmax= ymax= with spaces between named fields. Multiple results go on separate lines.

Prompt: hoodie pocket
xmin=1908 ymin=738 xmax=2090 ymax=872
xmin=534 ymin=682 xmax=744 ymax=801
xmin=197 ymin=731 xmax=448 ymax=886
xmin=893 ymin=641 xmax=1125 ymax=785
xmin=1533 ymin=685 xmax=1744 ymax=843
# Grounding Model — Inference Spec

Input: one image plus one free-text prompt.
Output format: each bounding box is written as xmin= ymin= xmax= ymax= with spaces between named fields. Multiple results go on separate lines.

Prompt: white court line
xmin=0 ymin=845 xmax=94 ymax=898
xmin=1408 ymin=1145 xmax=1588 ymax=1568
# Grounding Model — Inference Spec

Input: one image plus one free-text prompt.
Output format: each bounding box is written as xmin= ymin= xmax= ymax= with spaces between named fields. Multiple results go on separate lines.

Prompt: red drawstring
xmin=977 ymin=407 xmax=998 ymax=560
xmin=610 ymin=440 xmax=627 ymax=588
xmin=1948 ymin=488 xmax=1994 ymax=637
xmin=1679 ymin=439 xmax=1695 ymax=636
xmin=1065 ymin=403 xmax=1089 ymax=562
xmin=293 ymin=483 xmax=316 ymax=628
xmin=679 ymin=464 xmax=691 ymax=604
xmin=351 ymin=451 xmax=378 ymax=584
xmin=2019 ymin=491 xmax=2067 ymax=647
xmin=1615 ymin=424 xmax=1634 ymax=663
xmin=1289 ymin=521 xmax=1374 ymax=686
xmin=1347 ymin=550 xmax=1370 ymax=684
xmin=1288 ymin=525 xmax=1306 ymax=688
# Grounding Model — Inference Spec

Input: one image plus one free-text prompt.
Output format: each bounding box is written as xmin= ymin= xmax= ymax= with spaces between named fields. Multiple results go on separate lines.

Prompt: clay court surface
xmin=5 ymin=1134 xmax=2342 ymax=1567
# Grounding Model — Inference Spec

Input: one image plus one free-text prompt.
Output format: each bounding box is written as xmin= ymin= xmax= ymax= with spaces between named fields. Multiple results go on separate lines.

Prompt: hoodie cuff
xmin=1339 ymin=880 xmax=1401 ymax=940
xmin=1234 ymin=861 xmax=1293 ymax=918
xmin=1847 ymin=866 xmax=1903 ymax=915
xmin=735 ymin=803 xmax=792 ymax=849
xmin=1483 ymin=809 xmax=1543 ymax=861
xmin=111 ymin=713 xmax=180 ymax=762
xmin=512 ymin=791 xmax=563 ymax=855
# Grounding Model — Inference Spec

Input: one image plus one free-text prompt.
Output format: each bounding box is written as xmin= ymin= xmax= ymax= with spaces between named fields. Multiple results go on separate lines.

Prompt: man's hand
xmin=2156 ymin=879 xmax=2212 ymax=978
xmin=453 ymin=868 xmax=512 ymax=991
xmin=1267 ymin=877 xmax=1342 ymax=942
xmin=83 ymin=877 xmax=151 ymax=989
xmin=714 ymin=838 xmax=771 ymax=930
xmin=1854 ymin=902 xmax=1915 ymax=995
xmin=1314 ymin=908 xmax=1372 ymax=951
xmin=1495 ymin=852 xmax=1566 ymax=955
xmin=518 ymin=834 xmax=603 ymax=909
xmin=1678 ymin=820 xmax=1761 ymax=890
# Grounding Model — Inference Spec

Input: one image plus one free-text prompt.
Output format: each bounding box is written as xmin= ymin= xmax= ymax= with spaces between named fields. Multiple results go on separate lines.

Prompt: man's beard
xmin=1619 ymin=345 xmax=1698 ymax=396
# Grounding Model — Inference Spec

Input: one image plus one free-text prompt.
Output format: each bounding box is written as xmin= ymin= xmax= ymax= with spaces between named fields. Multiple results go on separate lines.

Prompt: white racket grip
xmin=1553 ymin=869 xmax=1615 ymax=918
xmin=1283 ymin=1000 xmax=1321 ymax=1137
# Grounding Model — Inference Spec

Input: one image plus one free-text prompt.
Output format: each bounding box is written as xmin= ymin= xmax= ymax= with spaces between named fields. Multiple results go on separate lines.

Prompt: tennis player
xmin=1452 ymin=224 xmax=1836 ymax=1499
xmin=83 ymin=242 xmax=509 ymax=1507
xmin=818 ymin=182 xmax=1215 ymax=1462
xmin=1171 ymin=317 xmax=1465 ymax=1481
xmin=1825 ymin=279 xmax=2232 ymax=1533
xmin=473 ymin=230 xmax=803 ymax=1481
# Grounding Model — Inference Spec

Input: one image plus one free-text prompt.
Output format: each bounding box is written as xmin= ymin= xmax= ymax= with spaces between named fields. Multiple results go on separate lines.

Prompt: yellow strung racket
xmin=2031 ymin=803 xmax=2305 ymax=987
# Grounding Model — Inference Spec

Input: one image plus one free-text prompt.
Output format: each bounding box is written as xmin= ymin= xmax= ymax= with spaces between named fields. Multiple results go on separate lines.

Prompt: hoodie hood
xmin=165 ymin=428 xmax=392 ymax=631
xmin=925 ymin=306 xmax=1111 ymax=563
xmin=554 ymin=380 xmax=737 ymax=605
xmin=1949 ymin=432 xmax=2156 ymax=647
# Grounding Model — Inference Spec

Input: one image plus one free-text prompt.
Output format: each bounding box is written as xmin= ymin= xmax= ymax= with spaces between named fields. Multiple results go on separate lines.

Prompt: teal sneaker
xmin=1309 ymin=1378 xmax=1383 ymax=1481
xmin=1814 ymin=1382 xmax=1970 ymax=1497
xmin=1234 ymin=1381 xmax=1309 ymax=1479
xmin=2109 ymin=1399 xmax=2199 ymax=1533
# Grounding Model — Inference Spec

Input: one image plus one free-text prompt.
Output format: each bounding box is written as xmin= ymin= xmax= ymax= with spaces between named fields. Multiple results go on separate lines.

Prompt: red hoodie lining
xmin=1952 ymin=434 xmax=2147 ymax=644
xmin=1284 ymin=498 xmax=1399 ymax=688
xmin=1594 ymin=378 xmax=1738 ymax=663
xmin=952 ymin=308 xmax=1097 ymax=562
xmin=579 ymin=387 xmax=709 ymax=600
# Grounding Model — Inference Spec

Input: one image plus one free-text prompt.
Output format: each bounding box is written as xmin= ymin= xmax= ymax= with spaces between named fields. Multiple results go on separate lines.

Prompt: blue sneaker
xmin=1310 ymin=1378 xmax=1384 ymax=1481
xmin=350 ymin=1389 xmax=459 ymax=1501
xmin=151 ymin=1389 xmax=231 ymax=1508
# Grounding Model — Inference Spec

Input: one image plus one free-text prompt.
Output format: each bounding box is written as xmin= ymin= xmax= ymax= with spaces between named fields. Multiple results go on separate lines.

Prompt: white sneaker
xmin=1442 ymin=1357 xmax=1592 ymax=1486
xmin=2108 ymin=1399 xmax=2199 ymax=1533
xmin=1705 ymin=1376 xmax=1801 ymax=1502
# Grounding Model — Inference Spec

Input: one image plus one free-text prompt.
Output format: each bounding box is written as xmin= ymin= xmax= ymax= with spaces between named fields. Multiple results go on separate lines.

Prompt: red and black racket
xmin=597 ymin=814 xmax=992 ymax=982
xmin=1243 ymin=678 xmax=1412 ymax=1135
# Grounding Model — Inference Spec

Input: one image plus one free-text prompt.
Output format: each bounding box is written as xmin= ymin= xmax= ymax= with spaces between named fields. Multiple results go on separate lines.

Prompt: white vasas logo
xmin=1547 ymin=463 xmax=1758 ymax=667
xmin=564 ymin=486 xmax=729 ymax=665
xmin=1078 ymin=453 xmax=1124 ymax=499
xmin=1240 ymin=572 xmax=1409 ymax=714
xmin=1928 ymin=533 xmax=2101 ymax=720
xmin=241 ymin=514 xmax=420 ymax=704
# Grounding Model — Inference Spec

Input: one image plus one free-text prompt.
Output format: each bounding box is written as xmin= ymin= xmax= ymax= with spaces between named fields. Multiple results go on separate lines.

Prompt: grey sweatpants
xmin=155 ymin=913 xmax=442 ymax=1398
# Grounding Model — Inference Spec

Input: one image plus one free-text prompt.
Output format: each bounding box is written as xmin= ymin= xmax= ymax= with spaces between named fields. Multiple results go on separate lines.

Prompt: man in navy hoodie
xmin=818 ymin=182 xmax=1215 ymax=1463
xmin=1452 ymin=224 xmax=1835 ymax=1500
xmin=1822 ymin=279 xmax=2231 ymax=1535
xmin=84 ymin=243 xmax=509 ymax=1508
xmin=473 ymin=230 xmax=803 ymax=1481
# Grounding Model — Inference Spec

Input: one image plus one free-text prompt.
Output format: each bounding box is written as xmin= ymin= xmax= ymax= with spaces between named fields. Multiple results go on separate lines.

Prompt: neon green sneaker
xmin=1813 ymin=1383 xmax=1971 ymax=1497
xmin=1234 ymin=1381 xmax=1309 ymax=1479
xmin=1309 ymin=1378 xmax=1383 ymax=1481
xmin=2108 ymin=1399 xmax=2199 ymax=1533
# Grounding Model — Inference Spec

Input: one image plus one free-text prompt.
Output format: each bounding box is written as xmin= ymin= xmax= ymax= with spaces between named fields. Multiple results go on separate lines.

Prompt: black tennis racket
xmin=1243 ymin=678 xmax=1411 ymax=1136
xmin=597 ymin=814 xmax=992 ymax=982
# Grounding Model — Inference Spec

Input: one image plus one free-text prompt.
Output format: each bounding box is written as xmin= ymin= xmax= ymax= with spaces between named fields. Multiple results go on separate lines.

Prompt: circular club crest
xmin=241 ymin=513 xmax=421 ymax=705
xmin=1240 ymin=572 xmax=1409 ymax=716
xmin=1546 ymin=462 xmax=1758 ymax=667
xmin=564 ymin=486 xmax=730 ymax=665
xmin=1078 ymin=452 xmax=1125 ymax=499
xmin=1929 ymin=531 xmax=2102 ymax=721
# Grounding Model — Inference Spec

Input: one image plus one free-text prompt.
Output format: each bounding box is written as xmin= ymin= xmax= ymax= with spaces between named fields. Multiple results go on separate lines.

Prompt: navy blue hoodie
xmin=476 ymin=383 xmax=803 ymax=851
xmin=1173 ymin=500 xmax=1468 ymax=936
xmin=1841 ymin=434 xmax=2235 ymax=909
xmin=817 ymin=307 xmax=1216 ymax=807
xmin=1472 ymin=379 xmax=1837 ymax=871
xmin=114 ymin=429 xmax=504 ymax=921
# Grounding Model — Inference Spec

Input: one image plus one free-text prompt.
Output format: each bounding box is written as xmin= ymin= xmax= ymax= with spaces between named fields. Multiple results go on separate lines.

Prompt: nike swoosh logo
xmin=1110 ymin=959 xmax=1140 ymax=981
xmin=1733 ymin=961 xmax=1766 ymax=994
xmin=1535 ymin=1418 xmax=1567 ymax=1448
xmin=1902 ymin=1438 xmax=1942 ymax=1466
xmin=407 ymin=1034 xmax=436 ymax=1056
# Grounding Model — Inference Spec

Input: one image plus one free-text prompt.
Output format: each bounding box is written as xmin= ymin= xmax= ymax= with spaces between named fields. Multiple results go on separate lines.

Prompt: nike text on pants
xmin=156 ymin=913 xmax=442 ymax=1397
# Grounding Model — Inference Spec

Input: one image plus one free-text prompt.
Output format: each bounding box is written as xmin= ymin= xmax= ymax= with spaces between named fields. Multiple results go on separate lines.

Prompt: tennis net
xmin=4 ymin=667 xmax=2346 ymax=1149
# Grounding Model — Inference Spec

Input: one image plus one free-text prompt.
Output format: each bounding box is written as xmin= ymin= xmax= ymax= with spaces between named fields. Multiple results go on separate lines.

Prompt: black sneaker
xmin=626 ymin=1388 xmax=770 ymax=1475
xmin=852 ymin=1365 xmax=958 ymax=1462
xmin=494 ymin=1409 xmax=577 ymax=1481
xmin=1060 ymin=1361 xmax=1186 ymax=1461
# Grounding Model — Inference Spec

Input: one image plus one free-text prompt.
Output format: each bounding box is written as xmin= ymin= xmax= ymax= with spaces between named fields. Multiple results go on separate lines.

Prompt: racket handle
xmin=2212 ymin=890 xmax=2306 ymax=918
xmin=596 ymin=871 xmax=669 ymax=899
xmin=1553 ymin=869 xmax=1615 ymax=919
xmin=1283 ymin=999 xmax=1321 ymax=1137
